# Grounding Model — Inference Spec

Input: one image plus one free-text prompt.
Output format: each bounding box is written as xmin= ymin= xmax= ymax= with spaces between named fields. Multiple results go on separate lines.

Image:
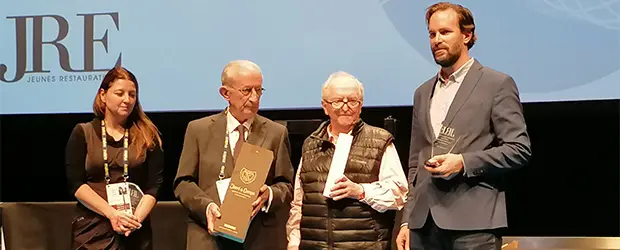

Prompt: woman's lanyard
xmin=101 ymin=119 xmax=129 ymax=185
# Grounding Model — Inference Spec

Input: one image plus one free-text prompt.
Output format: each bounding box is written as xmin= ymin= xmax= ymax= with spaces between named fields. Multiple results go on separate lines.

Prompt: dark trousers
xmin=216 ymin=237 xmax=244 ymax=250
xmin=410 ymin=213 xmax=502 ymax=250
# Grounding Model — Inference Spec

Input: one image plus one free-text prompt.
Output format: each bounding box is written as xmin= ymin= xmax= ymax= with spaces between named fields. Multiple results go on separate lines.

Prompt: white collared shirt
xmin=226 ymin=111 xmax=253 ymax=156
xmin=430 ymin=57 xmax=475 ymax=138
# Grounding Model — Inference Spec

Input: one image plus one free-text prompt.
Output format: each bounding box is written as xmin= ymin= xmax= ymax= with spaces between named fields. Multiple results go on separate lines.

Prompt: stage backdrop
xmin=2 ymin=0 xmax=620 ymax=114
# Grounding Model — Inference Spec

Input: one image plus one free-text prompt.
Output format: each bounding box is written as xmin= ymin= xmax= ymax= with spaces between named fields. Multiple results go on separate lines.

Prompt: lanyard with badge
xmin=215 ymin=109 xmax=234 ymax=204
xmin=102 ymin=120 xmax=144 ymax=214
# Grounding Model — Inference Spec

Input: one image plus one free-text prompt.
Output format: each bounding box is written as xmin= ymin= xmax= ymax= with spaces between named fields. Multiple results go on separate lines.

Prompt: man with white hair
xmin=286 ymin=71 xmax=409 ymax=250
xmin=174 ymin=60 xmax=295 ymax=250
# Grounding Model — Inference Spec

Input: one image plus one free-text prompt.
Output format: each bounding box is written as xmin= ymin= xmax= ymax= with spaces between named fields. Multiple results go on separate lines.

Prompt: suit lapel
xmin=422 ymin=77 xmax=437 ymax=142
xmin=247 ymin=115 xmax=267 ymax=148
xmin=442 ymin=60 xmax=483 ymax=128
xmin=209 ymin=112 xmax=235 ymax=177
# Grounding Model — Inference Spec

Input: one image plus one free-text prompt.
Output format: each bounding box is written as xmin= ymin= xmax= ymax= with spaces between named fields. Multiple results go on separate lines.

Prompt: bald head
xmin=219 ymin=60 xmax=263 ymax=123
xmin=221 ymin=60 xmax=262 ymax=87
xmin=321 ymin=71 xmax=364 ymax=100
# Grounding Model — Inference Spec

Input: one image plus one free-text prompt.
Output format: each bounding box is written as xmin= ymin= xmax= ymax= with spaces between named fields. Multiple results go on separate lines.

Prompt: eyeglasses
xmin=324 ymin=98 xmax=362 ymax=109
xmin=233 ymin=87 xmax=265 ymax=96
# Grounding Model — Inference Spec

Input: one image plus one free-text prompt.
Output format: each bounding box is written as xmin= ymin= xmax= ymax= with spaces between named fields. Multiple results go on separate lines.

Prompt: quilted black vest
xmin=299 ymin=120 xmax=395 ymax=250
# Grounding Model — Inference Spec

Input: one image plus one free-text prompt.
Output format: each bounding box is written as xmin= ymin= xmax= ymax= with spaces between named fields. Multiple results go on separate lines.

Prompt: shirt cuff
xmin=207 ymin=202 xmax=216 ymax=214
xmin=461 ymin=154 xmax=468 ymax=177
xmin=261 ymin=186 xmax=273 ymax=212
xmin=359 ymin=183 xmax=371 ymax=203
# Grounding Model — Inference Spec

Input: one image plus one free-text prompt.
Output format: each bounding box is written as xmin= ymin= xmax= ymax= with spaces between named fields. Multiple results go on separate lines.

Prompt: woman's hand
xmin=107 ymin=209 xmax=142 ymax=236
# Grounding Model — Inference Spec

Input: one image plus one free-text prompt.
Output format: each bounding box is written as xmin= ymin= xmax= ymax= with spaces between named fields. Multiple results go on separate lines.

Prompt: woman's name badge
xmin=106 ymin=182 xmax=144 ymax=214
xmin=106 ymin=182 xmax=131 ymax=214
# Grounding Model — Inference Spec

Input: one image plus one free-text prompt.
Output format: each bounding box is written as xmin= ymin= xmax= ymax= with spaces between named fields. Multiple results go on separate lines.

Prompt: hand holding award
xmin=424 ymin=125 xmax=463 ymax=179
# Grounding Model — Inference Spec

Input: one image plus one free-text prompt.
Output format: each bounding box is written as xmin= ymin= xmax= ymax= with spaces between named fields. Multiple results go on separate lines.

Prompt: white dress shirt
xmin=430 ymin=57 xmax=475 ymax=138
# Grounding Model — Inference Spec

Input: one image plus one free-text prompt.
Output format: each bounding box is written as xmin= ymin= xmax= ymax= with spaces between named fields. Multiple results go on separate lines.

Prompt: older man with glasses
xmin=286 ymin=71 xmax=409 ymax=250
xmin=174 ymin=60 xmax=294 ymax=250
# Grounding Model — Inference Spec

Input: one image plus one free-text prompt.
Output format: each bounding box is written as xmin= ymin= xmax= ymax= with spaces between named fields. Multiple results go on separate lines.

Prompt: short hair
xmin=321 ymin=71 xmax=364 ymax=100
xmin=425 ymin=2 xmax=477 ymax=49
xmin=221 ymin=60 xmax=262 ymax=86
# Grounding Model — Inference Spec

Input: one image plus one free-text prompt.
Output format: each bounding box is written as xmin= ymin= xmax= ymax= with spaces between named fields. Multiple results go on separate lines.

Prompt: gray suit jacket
xmin=402 ymin=60 xmax=532 ymax=230
xmin=173 ymin=111 xmax=294 ymax=250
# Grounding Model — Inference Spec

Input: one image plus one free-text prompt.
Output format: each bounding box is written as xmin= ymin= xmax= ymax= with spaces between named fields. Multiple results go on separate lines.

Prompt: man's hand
xmin=329 ymin=175 xmax=364 ymax=201
xmin=251 ymin=185 xmax=270 ymax=217
xmin=424 ymin=153 xmax=464 ymax=178
xmin=206 ymin=203 xmax=221 ymax=235
xmin=395 ymin=226 xmax=410 ymax=250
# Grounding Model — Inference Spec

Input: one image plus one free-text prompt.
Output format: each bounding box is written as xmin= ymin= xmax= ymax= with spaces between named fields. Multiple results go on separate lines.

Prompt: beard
xmin=433 ymin=47 xmax=460 ymax=67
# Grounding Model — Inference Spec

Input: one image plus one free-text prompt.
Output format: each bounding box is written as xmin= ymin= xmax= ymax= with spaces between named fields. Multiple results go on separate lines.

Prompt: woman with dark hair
xmin=65 ymin=67 xmax=163 ymax=249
